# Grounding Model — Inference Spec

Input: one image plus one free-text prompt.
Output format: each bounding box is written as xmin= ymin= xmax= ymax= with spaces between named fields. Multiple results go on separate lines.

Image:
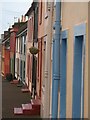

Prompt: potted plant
xmin=5 ymin=73 xmax=13 ymax=81
xmin=29 ymin=46 xmax=39 ymax=55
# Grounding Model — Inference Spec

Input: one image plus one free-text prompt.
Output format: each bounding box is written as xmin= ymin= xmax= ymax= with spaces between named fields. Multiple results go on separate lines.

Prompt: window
xmin=21 ymin=36 xmax=24 ymax=54
xmin=16 ymin=38 xmax=18 ymax=52
xmin=54 ymin=0 xmax=56 ymax=6
xmin=21 ymin=38 xmax=22 ymax=53
xmin=19 ymin=37 xmax=22 ymax=53
xmin=20 ymin=60 xmax=22 ymax=79
xmin=23 ymin=61 xmax=25 ymax=79
xmin=24 ymin=35 xmax=26 ymax=54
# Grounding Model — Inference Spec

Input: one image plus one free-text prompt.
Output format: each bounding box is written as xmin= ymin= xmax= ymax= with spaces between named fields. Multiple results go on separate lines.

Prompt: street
xmin=2 ymin=79 xmax=40 ymax=119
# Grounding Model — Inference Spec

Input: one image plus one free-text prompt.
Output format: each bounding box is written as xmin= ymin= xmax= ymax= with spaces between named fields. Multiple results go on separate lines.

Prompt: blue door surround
xmin=60 ymin=30 xmax=68 ymax=118
xmin=72 ymin=23 xmax=86 ymax=118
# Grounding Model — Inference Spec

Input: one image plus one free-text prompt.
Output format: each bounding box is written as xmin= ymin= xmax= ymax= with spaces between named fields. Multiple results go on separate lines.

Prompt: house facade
xmin=51 ymin=2 xmax=88 ymax=118
xmin=1 ymin=31 xmax=10 ymax=77
xmin=10 ymin=22 xmax=25 ymax=78
xmin=38 ymin=1 xmax=55 ymax=118
xmin=37 ymin=1 xmax=45 ymax=99
xmin=15 ymin=21 xmax=27 ymax=84
xmin=1 ymin=22 xmax=26 ymax=79
xmin=25 ymin=2 xmax=38 ymax=97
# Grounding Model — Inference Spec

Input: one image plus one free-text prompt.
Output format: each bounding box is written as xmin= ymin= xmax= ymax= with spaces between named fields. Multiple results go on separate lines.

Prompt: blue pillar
xmin=52 ymin=1 xmax=61 ymax=118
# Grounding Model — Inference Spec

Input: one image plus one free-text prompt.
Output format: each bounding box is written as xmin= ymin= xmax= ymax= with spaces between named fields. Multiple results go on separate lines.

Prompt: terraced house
xmin=1 ymin=22 xmax=25 ymax=78
xmin=37 ymin=1 xmax=54 ymax=118
xmin=15 ymin=21 xmax=27 ymax=84
xmin=25 ymin=2 xmax=38 ymax=98
xmin=1 ymin=30 xmax=10 ymax=77
xmin=51 ymin=2 xmax=88 ymax=118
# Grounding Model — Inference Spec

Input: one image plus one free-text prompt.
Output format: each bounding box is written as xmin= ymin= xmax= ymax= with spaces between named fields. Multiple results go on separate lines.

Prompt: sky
xmin=0 ymin=0 xmax=33 ymax=38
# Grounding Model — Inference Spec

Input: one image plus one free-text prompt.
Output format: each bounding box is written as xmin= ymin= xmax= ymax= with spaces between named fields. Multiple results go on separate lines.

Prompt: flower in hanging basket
xmin=29 ymin=46 xmax=39 ymax=55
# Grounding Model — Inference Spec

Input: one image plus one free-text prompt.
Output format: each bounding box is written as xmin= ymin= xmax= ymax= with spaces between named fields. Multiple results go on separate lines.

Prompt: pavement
xmin=2 ymin=79 xmax=41 ymax=119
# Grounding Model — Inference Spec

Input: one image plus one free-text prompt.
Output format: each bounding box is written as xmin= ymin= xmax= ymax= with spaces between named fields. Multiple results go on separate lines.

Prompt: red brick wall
xmin=10 ymin=32 xmax=16 ymax=53
xmin=4 ymin=49 xmax=10 ymax=76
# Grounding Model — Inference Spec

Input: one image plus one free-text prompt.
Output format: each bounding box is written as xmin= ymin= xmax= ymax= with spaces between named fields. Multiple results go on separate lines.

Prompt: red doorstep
xmin=10 ymin=80 xmax=19 ymax=84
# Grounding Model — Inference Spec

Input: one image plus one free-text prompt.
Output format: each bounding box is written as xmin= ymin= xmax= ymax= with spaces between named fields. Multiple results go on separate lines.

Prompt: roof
xmin=25 ymin=2 xmax=38 ymax=16
xmin=16 ymin=21 xmax=27 ymax=36
xmin=2 ymin=31 xmax=10 ymax=43
xmin=12 ymin=22 xmax=25 ymax=28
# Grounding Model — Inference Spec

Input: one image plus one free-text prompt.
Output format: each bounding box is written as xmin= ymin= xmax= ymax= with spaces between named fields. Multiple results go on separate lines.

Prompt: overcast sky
xmin=0 ymin=0 xmax=33 ymax=37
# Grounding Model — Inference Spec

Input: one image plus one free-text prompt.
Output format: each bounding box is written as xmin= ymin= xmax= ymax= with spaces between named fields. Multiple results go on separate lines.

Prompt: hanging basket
xmin=29 ymin=46 xmax=39 ymax=55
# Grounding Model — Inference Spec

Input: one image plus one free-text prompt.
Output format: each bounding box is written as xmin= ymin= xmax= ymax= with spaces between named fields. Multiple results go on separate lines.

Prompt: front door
xmin=72 ymin=35 xmax=84 ymax=118
xmin=60 ymin=38 xmax=67 ymax=118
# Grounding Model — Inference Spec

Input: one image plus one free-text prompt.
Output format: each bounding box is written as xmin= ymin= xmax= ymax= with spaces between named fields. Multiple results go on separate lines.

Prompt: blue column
xmin=52 ymin=1 xmax=61 ymax=118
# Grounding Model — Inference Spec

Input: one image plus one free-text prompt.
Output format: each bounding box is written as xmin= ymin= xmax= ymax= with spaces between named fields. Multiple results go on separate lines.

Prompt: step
xmin=17 ymin=84 xmax=23 ymax=87
xmin=23 ymin=107 xmax=40 ymax=115
xmin=21 ymin=88 xmax=30 ymax=93
xmin=31 ymin=98 xmax=41 ymax=105
xmin=22 ymin=103 xmax=32 ymax=110
xmin=31 ymin=99 xmax=41 ymax=109
xmin=22 ymin=103 xmax=40 ymax=115
xmin=10 ymin=80 xmax=19 ymax=84
xmin=14 ymin=107 xmax=23 ymax=115
xmin=22 ymin=103 xmax=34 ymax=115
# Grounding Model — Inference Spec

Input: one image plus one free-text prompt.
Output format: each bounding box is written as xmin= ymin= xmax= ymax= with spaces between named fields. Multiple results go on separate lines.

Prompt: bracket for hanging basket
xmin=29 ymin=46 xmax=39 ymax=55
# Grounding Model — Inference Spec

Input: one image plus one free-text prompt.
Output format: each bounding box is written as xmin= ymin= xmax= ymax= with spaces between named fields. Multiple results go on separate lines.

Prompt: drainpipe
xmin=52 ymin=1 xmax=61 ymax=118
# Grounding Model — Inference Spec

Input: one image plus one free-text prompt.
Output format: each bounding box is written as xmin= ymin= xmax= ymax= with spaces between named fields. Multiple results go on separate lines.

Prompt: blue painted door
xmin=72 ymin=36 xmax=83 ymax=118
xmin=60 ymin=38 xmax=67 ymax=118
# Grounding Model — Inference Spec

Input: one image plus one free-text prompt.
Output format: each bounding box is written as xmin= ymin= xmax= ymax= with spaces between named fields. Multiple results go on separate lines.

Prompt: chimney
xmin=18 ymin=18 xmax=20 ymax=23
xmin=23 ymin=15 xmax=26 ymax=22
xmin=21 ymin=15 xmax=23 ymax=22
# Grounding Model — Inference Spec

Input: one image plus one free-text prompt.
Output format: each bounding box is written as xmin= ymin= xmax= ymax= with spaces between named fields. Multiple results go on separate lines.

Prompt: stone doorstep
xmin=21 ymin=88 xmax=30 ymax=93
xmin=22 ymin=103 xmax=32 ymax=110
xmin=14 ymin=107 xmax=23 ymax=115
xmin=14 ymin=103 xmax=40 ymax=115
xmin=22 ymin=103 xmax=40 ymax=115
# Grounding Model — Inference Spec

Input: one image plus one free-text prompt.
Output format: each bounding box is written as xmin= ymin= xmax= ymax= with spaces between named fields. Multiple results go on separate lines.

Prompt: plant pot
xmin=29 ymin=46 xmax=39 ymax=55
xmin=6 ymin=73 xmax=13 ymax=81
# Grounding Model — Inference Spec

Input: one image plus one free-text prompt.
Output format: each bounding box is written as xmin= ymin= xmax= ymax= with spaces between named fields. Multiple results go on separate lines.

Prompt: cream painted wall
xmin=25 ymin=39 xmax=32 ymax=91
xmin=25 ymin=10 xmax=34 ymax=92
xmin=88 ymin=2 xmax=90 ymax=119
xmin=62 ymin=2 xmax=88 ymax=118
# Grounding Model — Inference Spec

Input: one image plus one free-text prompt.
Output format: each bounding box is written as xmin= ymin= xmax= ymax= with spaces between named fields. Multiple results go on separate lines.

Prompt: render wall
xmin=61 ymin=2 xmax=88 ymax=118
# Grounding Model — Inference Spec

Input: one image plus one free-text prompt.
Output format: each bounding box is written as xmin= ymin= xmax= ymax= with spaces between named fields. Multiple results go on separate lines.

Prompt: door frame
xmin=72 ymin=23 xmax=86 ymax=118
